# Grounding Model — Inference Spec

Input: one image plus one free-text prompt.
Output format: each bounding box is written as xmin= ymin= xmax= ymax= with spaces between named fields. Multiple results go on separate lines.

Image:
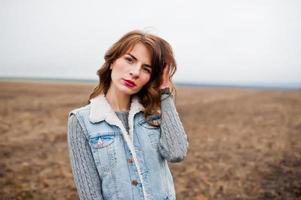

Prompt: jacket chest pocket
xmin=89 ymin=132 xmax=117 ymax=176
xmin=138 ymin=118 xmax=161 ymax=149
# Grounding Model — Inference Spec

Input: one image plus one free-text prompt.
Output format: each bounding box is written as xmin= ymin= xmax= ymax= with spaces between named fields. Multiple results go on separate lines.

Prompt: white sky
xmin=0 ymin=0 xmax=301 ymax=87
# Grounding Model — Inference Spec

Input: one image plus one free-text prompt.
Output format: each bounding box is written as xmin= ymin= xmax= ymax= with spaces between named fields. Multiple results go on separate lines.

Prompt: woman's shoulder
xmin=68 ymin=104 xmax=91 ymax=134
xmin=68 ymin=104 xmax=91 ymax=118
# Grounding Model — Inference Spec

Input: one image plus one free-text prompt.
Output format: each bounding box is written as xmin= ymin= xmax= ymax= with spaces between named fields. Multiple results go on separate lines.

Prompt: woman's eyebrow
xmin=126 ymin=53 xmax=152 ymax=68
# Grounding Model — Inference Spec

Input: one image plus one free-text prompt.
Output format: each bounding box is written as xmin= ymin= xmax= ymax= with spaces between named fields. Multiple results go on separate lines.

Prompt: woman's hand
xmin=160 ymin=64 xmax=171 ymax=89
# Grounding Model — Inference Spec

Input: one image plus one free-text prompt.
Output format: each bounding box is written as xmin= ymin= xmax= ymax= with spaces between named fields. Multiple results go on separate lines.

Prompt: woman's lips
xmin=123 ymin=79 xmax=136 ymax=88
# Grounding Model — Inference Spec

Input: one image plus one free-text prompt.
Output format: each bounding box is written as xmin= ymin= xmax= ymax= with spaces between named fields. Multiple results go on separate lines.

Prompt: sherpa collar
xmin=89 ymin=93 xmax=144 ymax=124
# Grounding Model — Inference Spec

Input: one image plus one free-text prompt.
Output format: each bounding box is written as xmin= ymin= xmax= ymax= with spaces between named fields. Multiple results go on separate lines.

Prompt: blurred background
xmin=0 ymin=0 xmax=301 ymax=199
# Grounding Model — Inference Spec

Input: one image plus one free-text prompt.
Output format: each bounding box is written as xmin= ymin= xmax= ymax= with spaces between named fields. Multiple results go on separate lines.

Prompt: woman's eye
xmin=142 ymin=67 xmax=152 ymax=74
xmin=125 ymin=57 xmax=133 ymax=63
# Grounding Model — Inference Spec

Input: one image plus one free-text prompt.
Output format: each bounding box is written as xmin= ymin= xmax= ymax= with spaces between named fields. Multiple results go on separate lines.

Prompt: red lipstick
xmin=123 ymin=79 xmax=136 ymax=88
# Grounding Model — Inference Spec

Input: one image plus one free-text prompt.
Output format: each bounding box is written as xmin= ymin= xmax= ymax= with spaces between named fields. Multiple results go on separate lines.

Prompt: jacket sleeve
xmin=158 ymin=94 xmax=189 ymax=162
xmin=67 ymin=114 xmax=104 ymax=200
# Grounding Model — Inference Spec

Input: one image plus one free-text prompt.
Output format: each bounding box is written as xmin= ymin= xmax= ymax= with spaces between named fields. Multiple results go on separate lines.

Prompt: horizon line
xmin=0 ymin=76 xmax=300 ymax=90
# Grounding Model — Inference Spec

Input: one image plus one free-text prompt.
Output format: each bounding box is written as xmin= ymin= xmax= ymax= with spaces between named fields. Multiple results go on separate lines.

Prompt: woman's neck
xmin=105 ymin=87 xmax=130 ymax=112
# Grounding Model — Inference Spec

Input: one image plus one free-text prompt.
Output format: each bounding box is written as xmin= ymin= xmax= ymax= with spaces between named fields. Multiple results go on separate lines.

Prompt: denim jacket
xmin=69 ymin=94 xmax=184 ymax=200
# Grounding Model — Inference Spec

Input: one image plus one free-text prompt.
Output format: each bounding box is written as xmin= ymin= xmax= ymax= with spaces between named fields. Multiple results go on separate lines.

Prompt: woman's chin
xmin=119 ymin=86 xmax=138 ymax=96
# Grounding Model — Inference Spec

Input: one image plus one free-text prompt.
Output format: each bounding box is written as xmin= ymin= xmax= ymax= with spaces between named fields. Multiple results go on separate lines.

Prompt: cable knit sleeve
xmin=67 ymin=114 xmax=104 ymax=200
xmin=159 ymin=94 xmax=189 ymax=162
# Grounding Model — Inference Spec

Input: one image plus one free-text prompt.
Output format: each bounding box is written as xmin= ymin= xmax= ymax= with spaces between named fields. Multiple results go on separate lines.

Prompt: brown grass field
xmin=0 ymin=81 xmax=301 ymax=200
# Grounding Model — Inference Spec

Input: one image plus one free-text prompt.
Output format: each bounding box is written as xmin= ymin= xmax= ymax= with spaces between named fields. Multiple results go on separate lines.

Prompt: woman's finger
xmin=160 ymin=64 xmax=171 ymax=89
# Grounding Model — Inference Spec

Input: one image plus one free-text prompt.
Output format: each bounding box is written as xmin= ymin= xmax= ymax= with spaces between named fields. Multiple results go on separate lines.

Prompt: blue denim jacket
xmin=69 ymin=94 xmax=177 ymax=200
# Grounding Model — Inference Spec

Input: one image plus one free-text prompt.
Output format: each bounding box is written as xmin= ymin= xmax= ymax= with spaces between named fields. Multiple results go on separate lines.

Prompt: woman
xmin=67 ymin=30 xmax=189 ymax=200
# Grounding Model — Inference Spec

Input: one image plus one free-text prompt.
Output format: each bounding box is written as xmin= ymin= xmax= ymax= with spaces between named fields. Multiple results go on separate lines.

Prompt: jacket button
xmin=131 ymin=180 xmax=139 ymax=186
xmin=127 ymin=157 xmax=134 ymax=163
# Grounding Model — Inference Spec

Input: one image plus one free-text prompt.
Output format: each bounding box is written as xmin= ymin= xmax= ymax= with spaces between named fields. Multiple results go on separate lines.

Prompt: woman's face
xmin=109 ymin=42 xmax=152 ymax=96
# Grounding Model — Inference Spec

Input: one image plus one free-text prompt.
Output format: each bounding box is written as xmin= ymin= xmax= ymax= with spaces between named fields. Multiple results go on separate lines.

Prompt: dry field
xmin=0 ymin=81 xmax=301 ymax=200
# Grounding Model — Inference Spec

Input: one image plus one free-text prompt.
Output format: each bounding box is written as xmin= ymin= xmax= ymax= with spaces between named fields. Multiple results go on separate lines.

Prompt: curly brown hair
xmin=89 ymin=30 xmax=177 ymax=119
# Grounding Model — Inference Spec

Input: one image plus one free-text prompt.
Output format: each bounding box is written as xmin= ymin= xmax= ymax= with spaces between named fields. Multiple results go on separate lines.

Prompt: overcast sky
xmin=0 ymin=0 xmax=300 ymax=87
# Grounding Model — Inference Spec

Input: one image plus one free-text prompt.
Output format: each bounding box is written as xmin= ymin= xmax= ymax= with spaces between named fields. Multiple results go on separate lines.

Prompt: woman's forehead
xmin=130 ymin=43 xmax=152 ymax=64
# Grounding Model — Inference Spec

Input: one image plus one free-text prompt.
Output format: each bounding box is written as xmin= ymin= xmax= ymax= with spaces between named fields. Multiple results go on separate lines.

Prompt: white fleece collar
xmin=89 ymin=93 xmax=144 ymax=128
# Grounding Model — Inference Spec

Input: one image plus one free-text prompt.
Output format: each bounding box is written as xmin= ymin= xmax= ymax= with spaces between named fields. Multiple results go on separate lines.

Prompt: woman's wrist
xmin=160 ymin=87 xmax=171 ymax=95
xmin=160 ymin=87 xmax=173 ymax=101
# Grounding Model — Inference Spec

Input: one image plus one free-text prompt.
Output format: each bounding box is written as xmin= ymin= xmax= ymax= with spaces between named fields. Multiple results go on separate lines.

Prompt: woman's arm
xmin=158 ymin=94 xmax=189 ymax=162
xmin=67 ymin=114 xmax=104 ymax=200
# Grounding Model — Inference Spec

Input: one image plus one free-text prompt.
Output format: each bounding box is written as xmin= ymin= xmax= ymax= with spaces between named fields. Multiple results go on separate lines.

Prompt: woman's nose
xmin=129 ymin=65 xmax=140 ymax=78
